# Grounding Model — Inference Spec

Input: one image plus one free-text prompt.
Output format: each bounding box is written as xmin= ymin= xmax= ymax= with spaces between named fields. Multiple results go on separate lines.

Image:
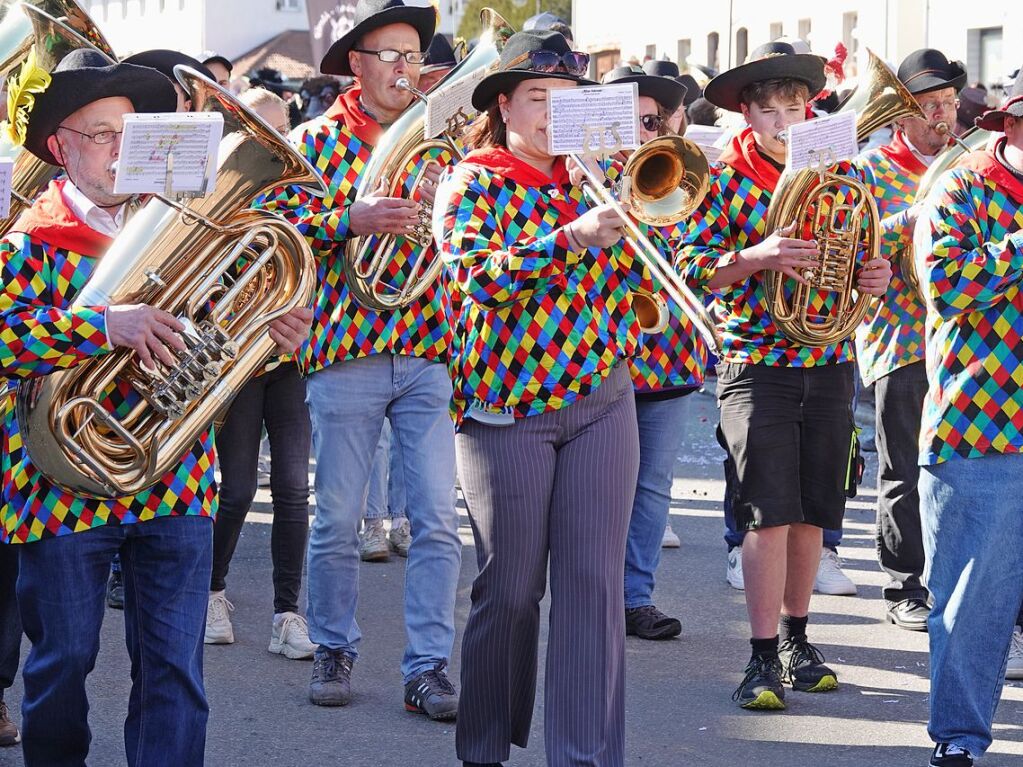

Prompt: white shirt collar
xmin=901 ymin=132 xmax=939 ymax=167
xmin=60 ymin=181 xmax=126 ymax=237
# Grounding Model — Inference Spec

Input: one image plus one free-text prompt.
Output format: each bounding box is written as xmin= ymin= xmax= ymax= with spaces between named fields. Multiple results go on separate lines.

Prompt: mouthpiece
xmin=934 ymin=122 xmax=950 ymax=135
xmin=775 ymin=130 xmax=789 ymax=145
xmin=395 ymin=76 xmax=427 ymax=103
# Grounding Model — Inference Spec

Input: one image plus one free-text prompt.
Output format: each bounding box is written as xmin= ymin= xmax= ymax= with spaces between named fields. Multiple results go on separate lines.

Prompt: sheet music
xmin=548 ymin=83 xmax=640 ymax=156
xmin=0 ymin=158 xmax=12 ymax=219
xmin=784 ymin=110 xmax=858 ymax=172
xmin=113 ymin=112 xmax=224 ymax=196
xmin=424 ymin=67 xmax=486 ymax=139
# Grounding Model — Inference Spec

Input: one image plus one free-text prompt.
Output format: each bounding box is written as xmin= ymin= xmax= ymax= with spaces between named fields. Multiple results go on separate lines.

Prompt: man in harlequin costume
xmin=0 ymin=48 xmax=310 ymax=765
xmin=256 ymin=0 xmax=463 ymax=718
xmin=914 ymin=69 xmax=1023 ymax=767
xmin=677 ymin=41 xmax=892 ymax=710
xmin=851 ymin=49 xmax=968 ymax=633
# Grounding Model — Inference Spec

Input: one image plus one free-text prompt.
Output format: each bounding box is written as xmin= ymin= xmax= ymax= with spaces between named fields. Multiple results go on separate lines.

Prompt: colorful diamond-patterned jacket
xmin=437 ymin=146 xmax=654 ymax=423
xmin=0 ymin=181 xmax=216 ymax=544
xmin=254 ymin=86 xmax=452 ymax=376
xmin=630 ymin=220 xmax=708 ymax=392
xmin=851 ymin=132 xmax=928 ymax=385
xmin=677 ymin=126 xmax=863 ymax=367
xmin=916 ymin=144 xmax=1023 ymax=465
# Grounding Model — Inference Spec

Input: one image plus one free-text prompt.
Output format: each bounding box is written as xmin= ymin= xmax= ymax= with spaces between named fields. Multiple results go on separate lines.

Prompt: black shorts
xmin=715 ymin=361 xmax=855 ymax=531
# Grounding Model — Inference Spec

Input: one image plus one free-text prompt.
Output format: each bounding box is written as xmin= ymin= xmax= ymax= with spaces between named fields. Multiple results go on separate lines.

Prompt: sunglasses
xmin=506 ymin=49 xmax=591 ymax=77
xmin=640 ymin=114 xmax=665 ymax=132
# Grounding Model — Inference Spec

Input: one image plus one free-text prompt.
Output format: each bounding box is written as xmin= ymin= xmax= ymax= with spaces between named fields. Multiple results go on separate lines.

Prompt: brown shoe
xmin=0 ymin=700 xmax=21 ymax=746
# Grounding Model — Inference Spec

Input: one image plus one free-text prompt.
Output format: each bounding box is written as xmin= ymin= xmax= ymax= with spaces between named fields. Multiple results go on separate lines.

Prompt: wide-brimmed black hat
xmin=956 ymin=87 xmax=988 ymax=127
xmin=471 ymin=30 xmax=594 ymax=111
xmin=123 ymin=49 xmax=214 ymax=86
xmin=897 ymin=48 xmax=967 ymax=96
xmin=421 ymin=34 xmax=457 ymax=75
xmin=703 ymin=41 xmax=826 ymax=113
xmin=320 ymin=0 xmax=435 ymax=77
xmin=200 ymin=50 xmax=233 ymax=74
xmin=25 ymin=48 xmax=177 ymax=166
xmin=976 ymin=68 xmax=1023 ymax=131
xmin=641 ymin=59 xmax=701 ymax=106
xmin=602 ymin=65 xmax=686 ymax=113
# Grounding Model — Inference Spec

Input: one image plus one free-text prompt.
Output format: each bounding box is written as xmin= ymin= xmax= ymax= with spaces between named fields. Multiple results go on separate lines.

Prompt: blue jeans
xmin=305 ymin=353 xmax=461 ymax=682
xmin=365 ymin=418 xmax=408 ymax=520
xmin=16 ymin=515 xmax=212 ymax=767
xmin=920 ymin=453 xmax=1023 ymax=757
xmin=624 ymin=393 xmax=691 ymax=609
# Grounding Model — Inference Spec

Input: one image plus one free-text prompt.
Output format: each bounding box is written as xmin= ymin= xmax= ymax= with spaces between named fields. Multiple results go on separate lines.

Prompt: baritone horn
xmin=764 ymin=48 xmax=925 ymax=347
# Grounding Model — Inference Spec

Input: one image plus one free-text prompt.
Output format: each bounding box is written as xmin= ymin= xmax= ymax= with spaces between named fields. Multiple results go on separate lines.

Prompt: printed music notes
xmin=114 ymin=112 xmax=224 ymax=196
xmin=548 ymin=83 xmax=640 ymax=156
xmin=0 ymin=158 xmax=13 ymax=219
xmin=785 ymin=111 xmax=858 ymax=172
xmin=424 ymin=67 xmax=487 ymax=139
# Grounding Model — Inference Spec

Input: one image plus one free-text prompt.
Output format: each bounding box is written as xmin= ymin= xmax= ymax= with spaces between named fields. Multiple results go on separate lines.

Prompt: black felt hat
xmin=471 ymin=30 xmax=594 ymax=111
xmin=200 ymin=50 xmax=233 ymax=74
xmin=897 ymin=48 xmax=967 ymax=96
xmin=703 ymin=41 xmax=826 ymax=113
xmin=641 ymin=59 xmax=701 ymax=107
xmin=320 ymin=0 xmax=436 ymax=77
xmin=24 ymin=48 xmax=177 ymax=166
xmin=976 ymin=68 xmax=1023 ymax=131
xmin=123 ymin=49 xmax=214 ymax=85
xmin=602 ymin=65 xmax=686 ymax=113
xmin=421 ymin=34 xmax=457 ymax=74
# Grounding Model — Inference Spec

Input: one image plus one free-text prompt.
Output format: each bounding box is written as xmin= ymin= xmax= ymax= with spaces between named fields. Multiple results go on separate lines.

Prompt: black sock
xmin=750 ymin=635 xmax=779 ymax=660
xmin=780 ymin=614 xmax=808 ymax=642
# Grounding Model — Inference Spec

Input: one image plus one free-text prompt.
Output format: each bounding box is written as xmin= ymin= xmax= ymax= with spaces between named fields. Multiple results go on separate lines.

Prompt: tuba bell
xmin=16 ymin=66 xmax=327 ymax=498
xmin=0 ymin=0 xmax=117 ymax=236
xmin=763 ymin=49 xmax=926 ymax=347
xmin=342 ymin=8 xmax=514 ymax=311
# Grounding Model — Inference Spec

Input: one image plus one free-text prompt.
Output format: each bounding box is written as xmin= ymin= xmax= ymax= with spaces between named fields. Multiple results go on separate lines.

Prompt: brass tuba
xmin=16 ymin=66 xmax=326 ymax=498
xmin=0 ymin=0 xmax=117 ymax=236
xmin=342 ymin=8 xmax=514 ymax=311
xmin=903 ymin=125 xmax=992 ymax=300
xmin=764 ymin=48 xmax=925 ymax=347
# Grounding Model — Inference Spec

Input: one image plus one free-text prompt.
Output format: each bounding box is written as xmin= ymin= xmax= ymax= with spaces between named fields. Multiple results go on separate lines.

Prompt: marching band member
xmin=678 ymin=41 xmax=891 ymax=710
xmin=436 ymin=29 xmax=651 ymax=767
xmin=257 ymin=0 xmax=463 ymax=718
xmin=600 ymin=64 xmax=706 ymax=641
xmin=851 ymin=49 xmax=967 ymax=633
xmin=0 ymin=49 xmax=310 ymax=766
xmin=915 ymin=71 xmax=1023 ymax=767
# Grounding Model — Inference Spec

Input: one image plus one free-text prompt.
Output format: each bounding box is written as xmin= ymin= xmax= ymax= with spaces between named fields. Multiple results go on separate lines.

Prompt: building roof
xmin=233 ymin=30 xmax=316 ymax=81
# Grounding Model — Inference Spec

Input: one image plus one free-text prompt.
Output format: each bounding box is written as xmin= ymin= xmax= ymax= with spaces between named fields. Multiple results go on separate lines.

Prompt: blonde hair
xmin=238 ymin=86 xmax=287 ymax=113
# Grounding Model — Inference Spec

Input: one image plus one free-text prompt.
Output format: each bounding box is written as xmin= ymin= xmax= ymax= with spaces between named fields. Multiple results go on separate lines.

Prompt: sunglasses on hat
xmin=505 ymin=49 xmax=590 ymax=77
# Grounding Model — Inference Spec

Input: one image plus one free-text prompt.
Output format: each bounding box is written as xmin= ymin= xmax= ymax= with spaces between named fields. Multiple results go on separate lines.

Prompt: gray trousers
xmin=455 ymin=364 xmax=639 ymax=767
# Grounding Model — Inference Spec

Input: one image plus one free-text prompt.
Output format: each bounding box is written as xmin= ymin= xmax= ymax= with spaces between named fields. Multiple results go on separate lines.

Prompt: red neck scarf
xmin=957 ymin=141 xmax=1023 ymax=206
xmin=718 ymin=127 xmax=782 ymax=192
xmin=878 ymin=130 xmax=930 ymax=177
xmin=461 ymin=146 xmax=571 ymax=187
xmin=324 ymin=85 xmax=383 ymax=146
xmin=11 ymin=180 xmax=113 ymax=257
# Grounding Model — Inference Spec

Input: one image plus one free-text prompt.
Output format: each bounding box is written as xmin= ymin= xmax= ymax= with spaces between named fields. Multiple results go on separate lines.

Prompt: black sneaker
xmin=309 ymin=649 xmax=354 ymax=706
xmin=405 ymin=661 xmax=458 ymax=721
xmin=779 ymin=636 xmax=838 ymax=692
xmin=625 ymin=605 xmax=682 ymax=640
xmin=732 ymin=654 xmax=786 ymax=710
xmin=106 ymin=568 xmax=124 ymax=610
xmin=930 ymin=743 xmax=973 ymax=766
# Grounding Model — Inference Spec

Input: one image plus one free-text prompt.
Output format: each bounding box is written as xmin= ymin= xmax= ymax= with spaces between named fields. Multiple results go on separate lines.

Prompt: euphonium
xmin=903 ymin=124 xmax=992 ymax=300
xmin=764 ymin=48 xmax=925 ymax=347
xmin=16 ymin=66 xmax=327 ymax=498
xmin=342 ymin=8 xmax=514 ymax=311
xmin=0 ymin=0 xmax=116 ymax=236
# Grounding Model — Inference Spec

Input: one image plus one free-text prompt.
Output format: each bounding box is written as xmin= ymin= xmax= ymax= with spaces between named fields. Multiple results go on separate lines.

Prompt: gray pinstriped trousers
xmin=455 ymin=364 xmax=639 ymax=767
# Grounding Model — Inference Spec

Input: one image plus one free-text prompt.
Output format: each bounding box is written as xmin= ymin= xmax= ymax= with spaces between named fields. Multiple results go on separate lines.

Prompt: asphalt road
xmin=2 ymin=386 xmax=1022 ymax=766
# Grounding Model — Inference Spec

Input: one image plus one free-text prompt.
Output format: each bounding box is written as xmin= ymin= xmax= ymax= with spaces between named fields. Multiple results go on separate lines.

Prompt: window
xmin=677 ymin=38 xmax=691 ymax=70
xmin=277 ymin=0 xmax=301 ymax=10
xmin=593 ymin=48 xmax=621 ymax=82
xmin=769 ymin=22 xmax=783 ymax=40
xmin=645 ymin=44 xmax=657 ymax=61
xmin=735 ymin=27 xmax=748 ymax=66
xmin=798 ymin=18 xmax=812 ymax=45
xmin=707 ymin=31 xmax=719 ymax=71
xmin=967 ymin=26 xmax=1003 ymax=90
xmin=842 ymin=12 xmax=859 ymax=77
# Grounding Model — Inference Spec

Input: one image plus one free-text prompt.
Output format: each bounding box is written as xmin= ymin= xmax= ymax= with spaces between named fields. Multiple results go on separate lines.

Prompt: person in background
xmin=122 ymin=49 xmax=215 ymax=111
xmin=201 ymin=50 xmax=234 ymax=88
xmin=419 ymin=34 xmax=458 ymax=92
xmin=955 ymin=86 xmax=988 ymax=135
xmin=0 ymin=536 xmax=20 ymax=746
xmin=359 ymin=418 xmax=411 ymax=561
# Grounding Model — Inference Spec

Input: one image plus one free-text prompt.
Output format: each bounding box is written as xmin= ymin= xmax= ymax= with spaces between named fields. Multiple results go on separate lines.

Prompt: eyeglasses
xmin=57 ymin=126 xmax=122 ymax=145
xmin=640 ymin=113 xmax=664 ymax=132
xmin=505 ymin=49 xmax=591 ymax=77
xmin=917 ymin=98 xmax=960 ymax=116
xmin=352 ymin=48 xmax=427 ymax=65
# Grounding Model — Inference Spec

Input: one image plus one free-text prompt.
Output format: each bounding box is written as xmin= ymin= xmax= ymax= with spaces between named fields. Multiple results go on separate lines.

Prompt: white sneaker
xmin=661 ymin=523 xmax=680 ymax=548
xmin=1006 ymin=625 xmax=1023 ymax=680
xmin=359 ymin=519 xmax=390 ymax=562
xmin=268 ymin=612 xmax=317 ymax=660
xmin=388 ymin=517 xmax=412 ymax=557
xmin=726 ymin=546 xmax=744 ymax=591
xmin=204 ymin=591 xmax=235 ymax=645
xmin=814 ymin=547 xmax=858 ymax=596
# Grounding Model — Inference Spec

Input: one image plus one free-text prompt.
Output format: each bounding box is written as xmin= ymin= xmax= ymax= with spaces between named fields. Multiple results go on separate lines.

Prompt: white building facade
xmin=86 ymin=0 xmax=310 ymax=60
xmin=571 ymin=0 xmax=1021 ymax=90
